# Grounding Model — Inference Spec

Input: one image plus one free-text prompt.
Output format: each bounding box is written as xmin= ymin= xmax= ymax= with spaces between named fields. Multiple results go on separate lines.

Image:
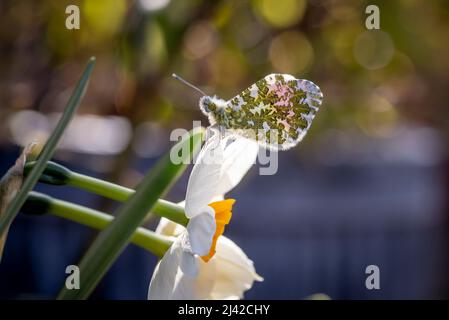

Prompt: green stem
xmin=69 ymin=172 xmax=188 ymax=226
xmin=69 ymin=172 xmax=131 ymax=202
xmin=48 ymin=198 xmax=172 ymax=258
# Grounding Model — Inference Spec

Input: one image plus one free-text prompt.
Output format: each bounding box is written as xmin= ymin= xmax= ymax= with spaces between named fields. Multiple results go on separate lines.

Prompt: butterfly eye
xmin=200 ymin=96 xmax=217 ymax=113
xmin=199 ymin=96 xmax=217 ymax=120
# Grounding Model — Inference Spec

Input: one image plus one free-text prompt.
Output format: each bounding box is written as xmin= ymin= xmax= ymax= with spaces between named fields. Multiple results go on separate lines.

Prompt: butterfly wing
xmin=222 ymin=73 xmax=323 ymax=150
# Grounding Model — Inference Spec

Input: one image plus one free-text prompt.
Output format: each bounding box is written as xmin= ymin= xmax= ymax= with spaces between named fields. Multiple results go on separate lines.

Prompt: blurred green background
xmin=1 ymin=0 xmax=449 ymax=159
xmin=1 ymin=0 xmax=449 ymax=299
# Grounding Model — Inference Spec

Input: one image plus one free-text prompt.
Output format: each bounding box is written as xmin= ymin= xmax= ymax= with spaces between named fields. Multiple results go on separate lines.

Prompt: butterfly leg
xmin=219 ymin=125 xmax=226 ymax=140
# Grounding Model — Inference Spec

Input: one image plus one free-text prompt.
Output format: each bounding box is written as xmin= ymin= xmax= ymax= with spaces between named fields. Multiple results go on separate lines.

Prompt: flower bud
xmin=24 ymin=161 xmax=71 ymax=185
xmin=21 ymin=192 xmax=52 ymax=216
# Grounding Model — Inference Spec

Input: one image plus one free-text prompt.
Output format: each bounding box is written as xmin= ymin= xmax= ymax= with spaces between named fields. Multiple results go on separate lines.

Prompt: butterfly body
xmin=199 ymin=73 xmax=323 ymax=150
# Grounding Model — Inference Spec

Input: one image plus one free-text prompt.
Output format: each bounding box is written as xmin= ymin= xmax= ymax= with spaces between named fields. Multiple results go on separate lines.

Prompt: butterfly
xmin=173 ymin=73 xmax=323 ymax=150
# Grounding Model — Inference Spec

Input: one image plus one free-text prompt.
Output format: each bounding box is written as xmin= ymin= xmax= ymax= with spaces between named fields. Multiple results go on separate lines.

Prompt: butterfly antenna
xmin=172 ymin=73 xmax=207 ymax=96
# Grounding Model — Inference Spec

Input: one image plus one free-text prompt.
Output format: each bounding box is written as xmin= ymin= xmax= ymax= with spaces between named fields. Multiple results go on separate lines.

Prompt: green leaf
xmin=0 ymin=57 xmax=96 ymax=237
xmin=57 ymin=127 xmax=204 ymax=300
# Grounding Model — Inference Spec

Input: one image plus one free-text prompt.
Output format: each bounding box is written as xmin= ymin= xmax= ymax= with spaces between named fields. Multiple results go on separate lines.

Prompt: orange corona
xmin=201 ymin=199 xmax=235 ymax=262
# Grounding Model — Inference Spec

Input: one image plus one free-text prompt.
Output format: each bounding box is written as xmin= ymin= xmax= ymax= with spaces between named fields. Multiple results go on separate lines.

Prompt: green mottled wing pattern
xmin=216 ymin=73 xmax=323 ymax=150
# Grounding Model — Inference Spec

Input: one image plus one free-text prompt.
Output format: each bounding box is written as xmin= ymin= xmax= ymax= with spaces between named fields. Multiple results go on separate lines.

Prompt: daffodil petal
xmin=148 ymin=237 xmax=183 ymax=300
xmin=215 ymin=236 xmax=261 ymax=277
xmin=210 ymin=236 xmax=263 ymax=299
xmin=172 ymin=258 xmax=216 ymax=300
xmin=210 ymin=195 xmax=224 ymax=202
xmin=185 ymin=133 xmax=224 ymax=218
xmin=168 ymin=276 xmax=197 ymax=299
xmin=186 ymin=208 xmax=216 ymax=256
xmin=148 ymin=235 xmax=211 ymax=300
xmin=156 ymin=217 xmax=185 ymax=237
xmin=216 ymin=136 xmax=258 ymax=196
xmin=179 ymin=249 xmax=199 ymax=277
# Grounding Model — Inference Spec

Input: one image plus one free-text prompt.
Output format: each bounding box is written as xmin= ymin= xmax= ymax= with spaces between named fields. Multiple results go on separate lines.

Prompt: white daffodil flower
xmin=148 ymin=131 xmax=260 ymax=299
xmin=148 ymin=217 xmax=262 ymax=300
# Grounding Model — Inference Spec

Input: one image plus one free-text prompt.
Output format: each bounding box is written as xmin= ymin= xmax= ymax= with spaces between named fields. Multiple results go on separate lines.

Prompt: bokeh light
xmin=355 ymin=94 xmax=398 ymax=138
xmin=353 ymin=30 xmax=395 ymax=70
xmin=183 ymin=21 xmax=218 ymax=60
xmin=208 ymin=47 xmax=247 ymax=90
xmin=138 ymin=0 xmax=170 ymax=12
xmin=269 ymin=31 xmax=314 ymax=74
xmin=82 ymin=0 xmax=127 ymax=40
xmin=253 ymin=0 xmax=307 ymax=28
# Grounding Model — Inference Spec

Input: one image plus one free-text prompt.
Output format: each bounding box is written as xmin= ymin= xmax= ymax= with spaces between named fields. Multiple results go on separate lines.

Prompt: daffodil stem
xmin=28 ymin=192 xmax=172 ymax=258
xmin=69 ymin=172 xmax=132 ymax=202
xmin=68 ymin=171 xmax=189 ymax=226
